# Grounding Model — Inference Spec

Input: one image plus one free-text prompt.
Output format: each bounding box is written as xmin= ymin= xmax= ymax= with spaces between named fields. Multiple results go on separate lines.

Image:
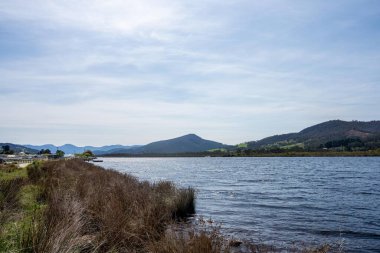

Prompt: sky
xmin=1 ymin=0 xmax=380 ymax=146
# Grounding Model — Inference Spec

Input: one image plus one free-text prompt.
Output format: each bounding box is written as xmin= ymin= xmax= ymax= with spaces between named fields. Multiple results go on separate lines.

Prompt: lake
xmin=99 ymin=157 xmax=380 ymax=253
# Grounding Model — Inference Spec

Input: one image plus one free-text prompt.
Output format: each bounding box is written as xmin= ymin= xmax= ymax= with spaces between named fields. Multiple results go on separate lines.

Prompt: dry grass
xmin=0 ymin=164 xmax=28 ymax=228
xmin=147 ymin=220 xmax=229 ymax=253
xmin=24 ymin=159 xmax=199 ymax=252
xmin=0 ymin=177 xmax=24 ymax=226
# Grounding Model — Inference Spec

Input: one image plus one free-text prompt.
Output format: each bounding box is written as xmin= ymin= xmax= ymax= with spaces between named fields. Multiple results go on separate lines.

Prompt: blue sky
xmin=1 ymin=0 xmax=380 ymax=146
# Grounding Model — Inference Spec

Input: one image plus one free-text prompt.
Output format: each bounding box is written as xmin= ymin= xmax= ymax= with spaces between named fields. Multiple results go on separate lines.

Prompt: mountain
xmin=247 ymin=120 xmax=380 ymax=150
xmin=0 ymin=143 xmax=39 ymax=154
xmin=91 ymin=145 xmax=141 ymax=155
xmin=24 ymin=144 xmax=140 ymax=155
xmin=24 ymin=144 xmax=58 ymax=152
xmin=11 ymin=120 xmax=380 ymax=156
xmin=102 ymin=134 xmax=230 ymax=155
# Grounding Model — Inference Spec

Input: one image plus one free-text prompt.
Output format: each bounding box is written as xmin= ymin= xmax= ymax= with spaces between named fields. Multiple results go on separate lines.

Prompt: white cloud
xmin=1 ymin=0 xmax=380 ymax=145
xmin=0 ymin=0 xmax=183 ymax=35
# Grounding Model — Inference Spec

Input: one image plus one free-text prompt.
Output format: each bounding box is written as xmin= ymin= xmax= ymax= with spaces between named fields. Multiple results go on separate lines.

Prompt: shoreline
xmin=100 ymin=150 xmax=380 ymax=158
xmin=1 ymin=160 xmax=346 ymax=252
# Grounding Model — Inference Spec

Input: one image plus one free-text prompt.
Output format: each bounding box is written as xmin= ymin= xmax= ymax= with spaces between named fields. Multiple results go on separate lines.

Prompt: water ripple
xmin=102 ymin=157 xmax=380 ymax=253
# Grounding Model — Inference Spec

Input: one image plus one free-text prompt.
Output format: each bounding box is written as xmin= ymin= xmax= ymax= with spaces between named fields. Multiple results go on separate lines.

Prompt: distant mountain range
xmin=0 ymin=143 xmax=39 ymax=154
xmin=2 ymin=120 xmax=380 ymax=156
xmin=8 ymin=134 xmax=229 ymax=155
xmin=22 ymin=144 xmax=141 ymax=155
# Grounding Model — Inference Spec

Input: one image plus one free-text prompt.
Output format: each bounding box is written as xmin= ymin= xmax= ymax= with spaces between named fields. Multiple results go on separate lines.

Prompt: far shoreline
xmin=99 ymin=149 xmax=380 ymax=158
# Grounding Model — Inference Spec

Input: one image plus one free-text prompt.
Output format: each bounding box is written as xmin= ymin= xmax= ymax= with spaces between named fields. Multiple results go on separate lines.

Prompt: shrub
xmin=27 ymin=161 xmax=44 ymax=183
xmin=0 ymin=177 xmax=24 ymax=212
xmin=172 ymin=187 xmax=196 ymax=220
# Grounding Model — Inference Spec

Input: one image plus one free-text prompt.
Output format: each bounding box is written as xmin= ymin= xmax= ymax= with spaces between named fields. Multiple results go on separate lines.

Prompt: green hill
xmin=247 ymin=120 xmax=380 ymax=151
xmin=0 ymin=143 xmax=39 ymax=154
xmin=104 ymin=134 xmax=230 ymax=154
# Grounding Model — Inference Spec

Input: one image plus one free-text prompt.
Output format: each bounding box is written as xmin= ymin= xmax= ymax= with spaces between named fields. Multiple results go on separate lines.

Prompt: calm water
xmin=99 ymin=157 xmax=380 ymax=253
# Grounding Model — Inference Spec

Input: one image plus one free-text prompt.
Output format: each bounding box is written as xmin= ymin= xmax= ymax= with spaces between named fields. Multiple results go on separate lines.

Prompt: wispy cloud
xmin=0 ymin=0 xmax=182 ymax=34
xmin=1 ymin=0 xmax=380 ymax=145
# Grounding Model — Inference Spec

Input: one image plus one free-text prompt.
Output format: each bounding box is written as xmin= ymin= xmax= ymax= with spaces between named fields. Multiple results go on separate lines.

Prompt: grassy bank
xmin=1 ymin=160 xmax=339 ymax=252
xmin=231 ymin=149 xmax=380 ymax=157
